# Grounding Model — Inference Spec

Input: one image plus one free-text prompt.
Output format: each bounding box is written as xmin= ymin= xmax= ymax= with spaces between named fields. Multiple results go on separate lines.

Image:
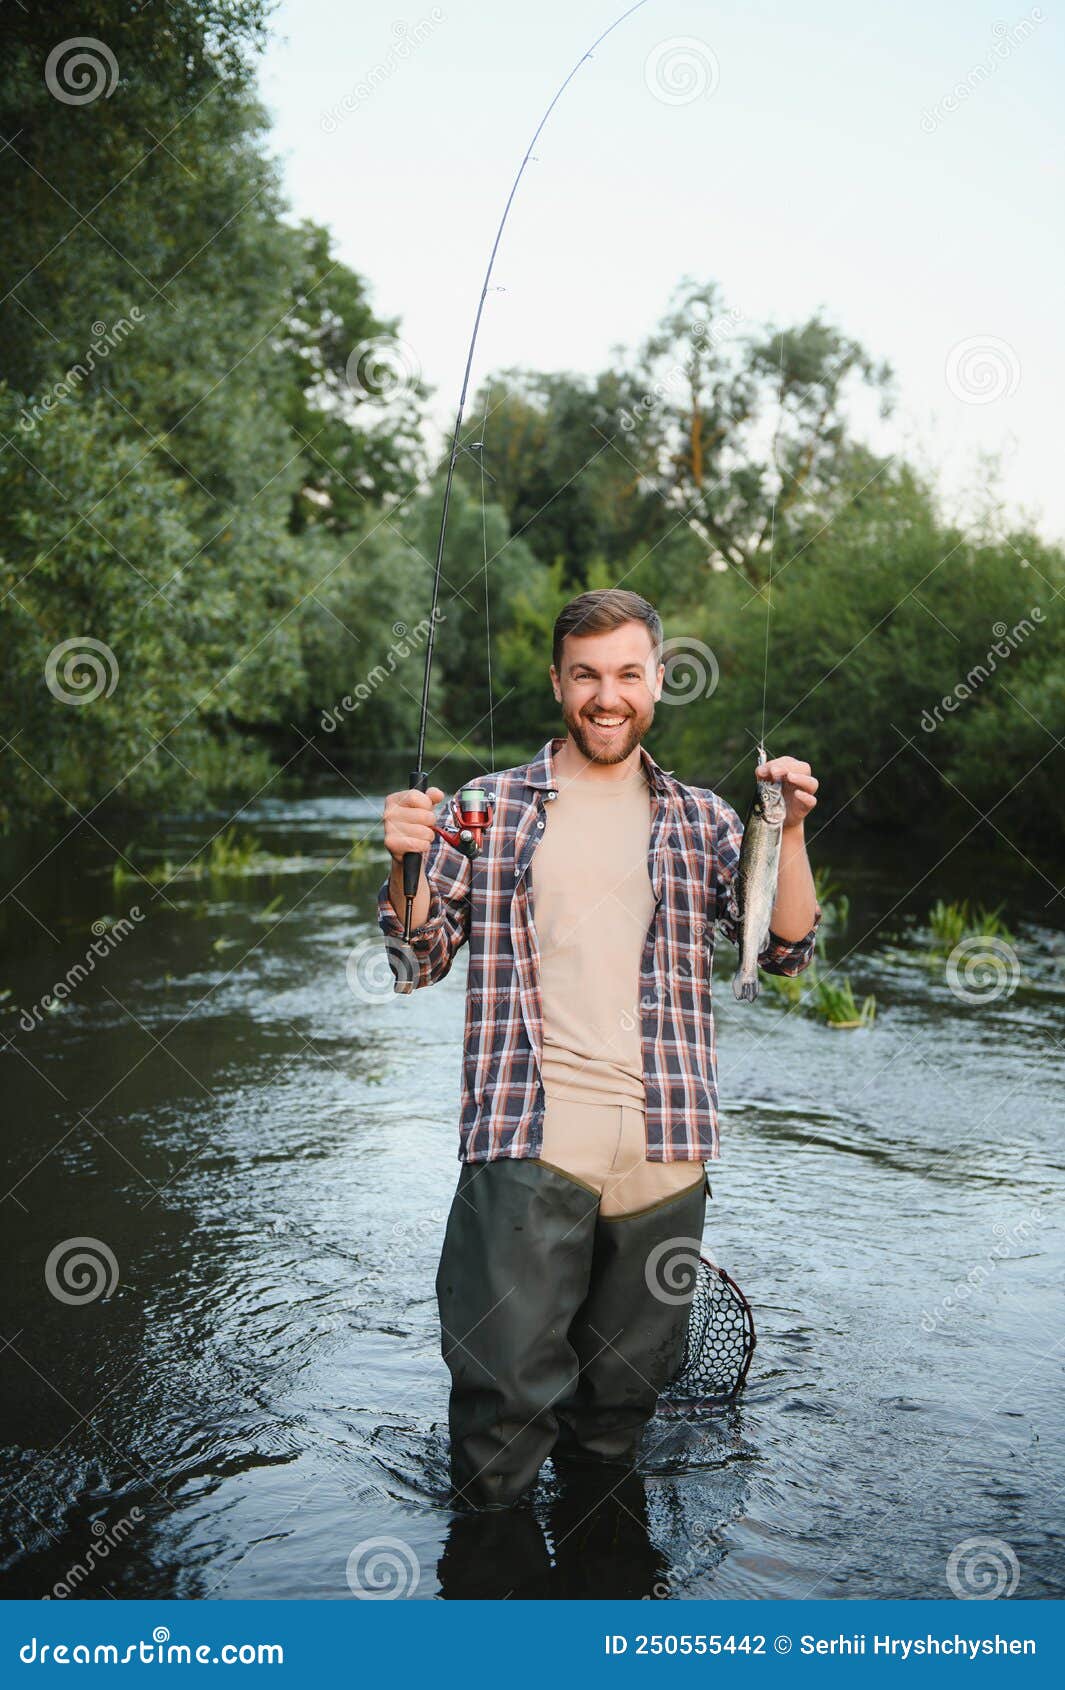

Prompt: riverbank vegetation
xmin=2 ymin=1 xmax=1062 ymax=869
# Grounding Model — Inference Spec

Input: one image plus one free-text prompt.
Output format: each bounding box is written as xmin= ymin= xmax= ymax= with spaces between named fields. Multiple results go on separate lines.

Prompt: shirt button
xmin=546 ymin=790 xmax=557 ymax=800
xmin=536 ymin=819 xmax=544 ymax=829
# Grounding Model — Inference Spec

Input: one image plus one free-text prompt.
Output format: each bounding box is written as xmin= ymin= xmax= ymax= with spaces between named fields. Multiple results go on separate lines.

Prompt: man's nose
xmin=595 ymin=681 xmax=623 ymax=708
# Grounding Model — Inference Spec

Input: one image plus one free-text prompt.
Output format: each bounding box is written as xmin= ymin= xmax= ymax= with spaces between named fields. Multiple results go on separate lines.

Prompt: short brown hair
xmin=552 ymin=589 xmax=662 ymax=674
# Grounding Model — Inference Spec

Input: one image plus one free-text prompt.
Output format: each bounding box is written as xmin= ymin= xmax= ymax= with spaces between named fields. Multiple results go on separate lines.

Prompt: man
xmin=378 ymin=588 xmax=820 ymax=1511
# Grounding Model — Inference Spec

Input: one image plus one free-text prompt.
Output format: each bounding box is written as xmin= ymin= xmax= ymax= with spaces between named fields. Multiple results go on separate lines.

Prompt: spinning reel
xmin=401 ymin=773 xmax=494 ymax=944
xmin=432 ymin=784 xmax=494 ymax=861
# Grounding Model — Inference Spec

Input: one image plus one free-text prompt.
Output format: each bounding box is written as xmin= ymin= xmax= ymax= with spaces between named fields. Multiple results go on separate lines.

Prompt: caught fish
xmin=732 ymin=749 xmax=787 ymax=1002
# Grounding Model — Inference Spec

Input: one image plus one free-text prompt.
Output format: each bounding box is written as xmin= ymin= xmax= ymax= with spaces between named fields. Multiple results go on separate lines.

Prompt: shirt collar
xmin=524 ymin=735 xmax=675 ymax=797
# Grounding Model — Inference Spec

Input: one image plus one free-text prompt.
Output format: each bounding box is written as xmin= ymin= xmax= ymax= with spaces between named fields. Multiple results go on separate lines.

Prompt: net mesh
xmin=660 ymin=1255 xmax=756 ymax=1405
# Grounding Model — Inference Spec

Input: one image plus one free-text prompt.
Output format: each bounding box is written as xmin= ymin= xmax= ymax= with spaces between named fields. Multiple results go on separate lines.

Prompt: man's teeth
xmin=591 ymin=716 xmax=626 ymax=725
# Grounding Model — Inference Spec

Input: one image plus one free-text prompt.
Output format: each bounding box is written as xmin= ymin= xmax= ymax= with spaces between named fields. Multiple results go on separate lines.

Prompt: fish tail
xmin=732 ymin=966 xmax=759 ymax=1002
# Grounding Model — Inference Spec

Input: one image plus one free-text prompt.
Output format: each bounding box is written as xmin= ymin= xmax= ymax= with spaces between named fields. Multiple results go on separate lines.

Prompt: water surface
xmin=1 ymin=771 xmax=1062 ymax=1600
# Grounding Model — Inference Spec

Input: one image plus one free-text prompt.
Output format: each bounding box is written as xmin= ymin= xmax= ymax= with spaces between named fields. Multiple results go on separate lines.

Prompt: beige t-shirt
xmin=531 ymin=760 xmax=655 ymax=1108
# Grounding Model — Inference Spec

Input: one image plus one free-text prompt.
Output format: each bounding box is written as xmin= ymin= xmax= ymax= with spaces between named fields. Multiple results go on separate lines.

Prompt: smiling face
xmin=550 ymin=620 xmax=664 ymax=766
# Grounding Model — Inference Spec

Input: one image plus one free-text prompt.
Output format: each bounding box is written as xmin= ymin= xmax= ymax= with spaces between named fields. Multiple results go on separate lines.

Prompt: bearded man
xmin=379 ymin=588 xmax=820 ymax=1510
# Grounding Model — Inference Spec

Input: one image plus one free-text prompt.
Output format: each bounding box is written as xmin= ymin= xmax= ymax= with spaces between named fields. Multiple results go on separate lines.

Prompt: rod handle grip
xmin=402 ymin=767 xmax=429 ymax=906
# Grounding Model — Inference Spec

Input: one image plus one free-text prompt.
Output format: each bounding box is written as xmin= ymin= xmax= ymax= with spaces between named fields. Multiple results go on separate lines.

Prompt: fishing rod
xmin=400 ymin=0 xmax=656 ymax=944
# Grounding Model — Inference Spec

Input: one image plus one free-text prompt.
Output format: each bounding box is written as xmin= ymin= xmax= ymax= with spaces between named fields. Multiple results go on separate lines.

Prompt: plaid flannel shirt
xmin=377 ymin=736 xmax=819 ymax=1163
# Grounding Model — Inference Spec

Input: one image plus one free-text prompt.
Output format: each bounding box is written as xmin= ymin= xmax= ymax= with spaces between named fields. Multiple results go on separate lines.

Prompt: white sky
xmin=259 ymin=0 xmax=1065 ymax=541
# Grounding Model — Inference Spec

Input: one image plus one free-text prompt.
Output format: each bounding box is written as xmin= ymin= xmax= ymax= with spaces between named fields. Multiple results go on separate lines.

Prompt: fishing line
xmin=757 ymin=330 xmax=787 ymax=765
xmin=401 ymin=0 xmax=657 ymax=943
xmin=477 ymin=379 xmax=496 ymax=777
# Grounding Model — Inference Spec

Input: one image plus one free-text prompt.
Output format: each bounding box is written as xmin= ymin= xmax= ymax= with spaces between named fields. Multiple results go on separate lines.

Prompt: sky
xmin=258 ymin=0 xmax=1065 ymax=540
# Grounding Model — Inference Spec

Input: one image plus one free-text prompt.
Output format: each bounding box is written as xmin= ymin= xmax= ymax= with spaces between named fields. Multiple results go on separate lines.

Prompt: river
xmin=1 ymin=762 xmax=1062 ymax=1601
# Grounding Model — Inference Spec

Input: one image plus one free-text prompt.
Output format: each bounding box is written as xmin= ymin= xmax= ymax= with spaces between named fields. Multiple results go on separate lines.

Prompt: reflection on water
xmin=0 ymin=771 xmax=1062 ymax=1600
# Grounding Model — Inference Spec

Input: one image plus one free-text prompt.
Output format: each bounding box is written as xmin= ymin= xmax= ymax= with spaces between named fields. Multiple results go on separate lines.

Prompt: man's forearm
xmin=388 ymin=859 xmax=432 ymax=930
xmin=770 ymin=823 xmax=818 ymax=941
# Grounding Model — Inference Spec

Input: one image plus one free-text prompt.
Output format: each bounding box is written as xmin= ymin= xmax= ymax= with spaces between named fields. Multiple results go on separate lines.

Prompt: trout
xmin=732 ymin=764 xmax=787 ymax=1002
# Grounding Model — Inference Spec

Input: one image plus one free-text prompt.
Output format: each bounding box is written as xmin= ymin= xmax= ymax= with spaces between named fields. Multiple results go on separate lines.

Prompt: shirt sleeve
xmin=710 ymin=793 xmax=821 ymax=976
xmin=376 ymin=788 xmax=472 ymax=991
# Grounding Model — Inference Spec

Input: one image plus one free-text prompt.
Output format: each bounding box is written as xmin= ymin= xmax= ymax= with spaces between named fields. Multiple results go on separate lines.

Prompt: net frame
xmin=660 ymin=1253 xmax=757 ymax=1407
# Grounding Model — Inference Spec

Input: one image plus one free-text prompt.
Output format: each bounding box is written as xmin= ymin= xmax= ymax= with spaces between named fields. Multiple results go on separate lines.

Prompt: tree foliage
xmin=1 ymin=4 xmax=1060 ymax=861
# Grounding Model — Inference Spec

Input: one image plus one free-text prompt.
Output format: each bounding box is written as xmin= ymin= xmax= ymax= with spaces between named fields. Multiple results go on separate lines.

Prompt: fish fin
xmin=732 ymin=969 xmax=759 ymax=1002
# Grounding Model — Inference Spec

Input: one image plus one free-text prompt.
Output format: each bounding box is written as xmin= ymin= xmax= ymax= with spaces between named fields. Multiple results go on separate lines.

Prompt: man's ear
xmin=549 ymin=662 xmax=561 ymax=703
xmin=652 ymin=661 xmax=664 ymax=703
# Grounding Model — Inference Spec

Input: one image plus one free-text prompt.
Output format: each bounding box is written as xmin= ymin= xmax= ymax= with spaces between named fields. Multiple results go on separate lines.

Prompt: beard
xmin=561 ymin=697 xmax=653 ymax=766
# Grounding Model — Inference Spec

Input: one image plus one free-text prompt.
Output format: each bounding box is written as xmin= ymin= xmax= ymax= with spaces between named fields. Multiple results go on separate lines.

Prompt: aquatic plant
xmin=112 ymin=855 xmax=202 ymax=890
xmin=927 ymin=898 xmax=1012 ymax=956
xmin=112 ymin=826 xmax=277 ymax=889
xmin=757 ymin=959 xmax=874 ymax=1027
xmin=207 ymin=825 xmax=264 ymax=874
xmin=811 ymin=972 xmax=876 ymax=1028
xmin=760 ymin=970 xmax=806 ymax=1006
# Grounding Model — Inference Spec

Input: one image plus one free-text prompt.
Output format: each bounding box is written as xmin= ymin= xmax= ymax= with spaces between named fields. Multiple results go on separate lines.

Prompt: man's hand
xmin=383 ymin=786 xmax=445 ymax=866
xmin=756 ymin=755 xmax=819 ymax=830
